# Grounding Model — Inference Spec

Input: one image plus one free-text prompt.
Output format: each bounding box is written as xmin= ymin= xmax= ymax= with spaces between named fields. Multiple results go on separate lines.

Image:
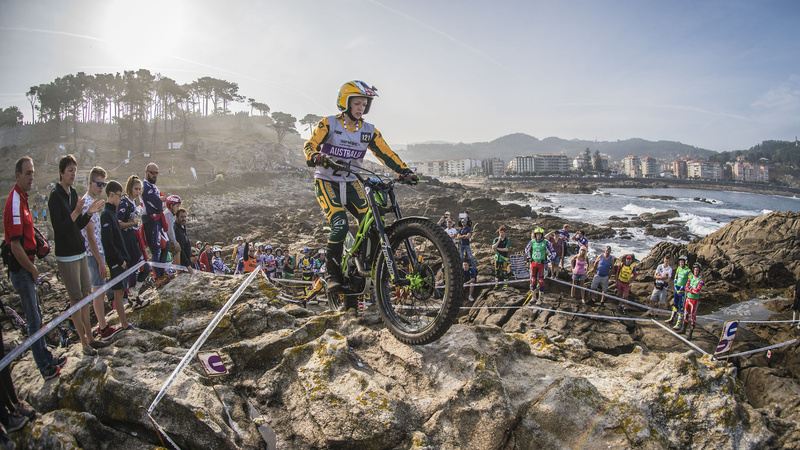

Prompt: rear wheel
xmin=374 ymin=218 xmax=463 ymax=345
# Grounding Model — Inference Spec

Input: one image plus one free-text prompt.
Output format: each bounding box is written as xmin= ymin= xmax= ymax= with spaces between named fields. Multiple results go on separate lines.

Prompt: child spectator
xmin=274 ymin=248 xmax=285 ymax=279
xmin=570 ymin=247 xmax=589 ymax=303
xmin=100 ymin=181 xmax=134 ymax=331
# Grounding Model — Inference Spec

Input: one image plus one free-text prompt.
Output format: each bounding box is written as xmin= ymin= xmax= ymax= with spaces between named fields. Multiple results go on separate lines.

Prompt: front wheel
xmin=374 ymin=218 xmax=463 ymax=345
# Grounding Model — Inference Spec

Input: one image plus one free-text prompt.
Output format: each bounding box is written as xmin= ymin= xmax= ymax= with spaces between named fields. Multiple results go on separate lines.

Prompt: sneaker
xmin=646 ymin=312 xmax=654 ymax=318
xmin=124 ymin=324 xmax=138 ymax=331
xmin=3 ymin=411 xmax=28 ymax=433
xmin=42 ymin=365 xmax=60 ymax=381
xmin=154 ymin=276 xmax=169 ymax=288
xmin=622 ymin=307 xmax=629 ymax=315
xmin=82 ymin=346 xmax=98 ymax=356
xmin=468 ymin=295 xmax=475 ymax=301
xmin=617 ymin=305 xmax=624 ymax=311
xmin=98 ymin=325 xmax=121 ymax=340
xmin=89 ymin=340 xmax=109 ymax=349
xmin=14 ymin=401 xmax=35 ymax=420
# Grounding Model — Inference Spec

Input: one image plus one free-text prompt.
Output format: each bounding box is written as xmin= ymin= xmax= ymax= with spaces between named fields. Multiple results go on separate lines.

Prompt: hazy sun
xmin=103 ymin=0 xmax=186 ymax=68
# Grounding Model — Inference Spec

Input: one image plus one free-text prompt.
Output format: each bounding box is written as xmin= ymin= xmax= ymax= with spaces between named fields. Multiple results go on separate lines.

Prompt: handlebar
xmin=323 ymin=156 xmax=417 ymax=186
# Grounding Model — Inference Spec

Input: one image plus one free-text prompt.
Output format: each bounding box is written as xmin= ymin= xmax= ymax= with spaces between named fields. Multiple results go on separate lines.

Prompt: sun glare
xmin=103 ymin=0 xmax=186 ymax=68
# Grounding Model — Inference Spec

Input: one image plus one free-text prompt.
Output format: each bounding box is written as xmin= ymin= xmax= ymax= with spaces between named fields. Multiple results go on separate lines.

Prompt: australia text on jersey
xmin=321 ymin=144 xmax=367 ymax=160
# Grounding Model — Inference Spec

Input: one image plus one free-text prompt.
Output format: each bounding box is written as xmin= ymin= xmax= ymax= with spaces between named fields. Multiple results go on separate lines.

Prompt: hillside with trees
xmin=405 ymin=133 xmax=716 ymax=163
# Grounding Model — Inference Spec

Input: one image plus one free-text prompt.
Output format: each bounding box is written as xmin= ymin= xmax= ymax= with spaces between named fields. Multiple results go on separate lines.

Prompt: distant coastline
xmin=461 ymin=175 xmax=800 ymax=198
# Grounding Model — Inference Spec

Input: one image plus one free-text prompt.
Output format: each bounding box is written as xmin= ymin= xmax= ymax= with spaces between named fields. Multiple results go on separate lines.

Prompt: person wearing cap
xmin=164 ymin=195 xmax=182 ymax=258
xmin=141 ymin=163 xmax=168 ymax=280
xmin=677 ymin=262 xmax=704 ymax=339
xmin=231 ymin=236 xmax=245 ymax=262
xmin=524 ymin=227 xmax=555 ymax=304
xmin=314 ymin=249 xmax=326 ymax=276
xmin=437 ymin=211 xmax=452 ymax=228
xmin=615 ymin=255 xmax=638 ymax=314
xmin=491 ymin=226 xmax=510 ymax=289
xmin=456 ymin=217 xmax=477 ymax=271
xmin=262 ymin=245 xmax=277 ymax=280
xmin=668 ymin=255 xmax=690 ymax=326
xmin=299 ymin=247 xmax=315 ymax=281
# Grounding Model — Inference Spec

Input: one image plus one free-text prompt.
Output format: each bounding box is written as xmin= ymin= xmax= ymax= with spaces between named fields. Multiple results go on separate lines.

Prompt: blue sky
xmin=1 ymin=0 xmax=798 ymax=152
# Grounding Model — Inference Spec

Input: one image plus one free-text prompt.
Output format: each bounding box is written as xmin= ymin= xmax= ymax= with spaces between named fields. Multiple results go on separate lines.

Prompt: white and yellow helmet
xmin=336 ymin=80 xmax=378 ymax=114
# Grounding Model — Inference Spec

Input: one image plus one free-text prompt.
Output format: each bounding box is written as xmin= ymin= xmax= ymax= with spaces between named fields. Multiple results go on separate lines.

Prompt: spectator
xmin=6 ymin=157 xmax=68 ymax=378
xmin=298 ymin=247 xmax=315 ymax=281
xmin=189 ymin=248 xmax=202 ymax=271
xmin=100 ymin=181 xmax=134 ymax=331
xmin=48 ymin=154 xmax=107 ymax=357
xmin=558 ymin=224 xmax=571 ymax=270
xmin=173 ymin=208 xmax=193 ymax=274
xmin=615 ymin=254 xmax=638 ymax=314
xmin=462 ymin=261 xmax=477 ymax=301
xmin=444 ymin=219 xmax=458 ymax=246
xmin=0 ymin=327 xmax=35 ymax=440
xmin=274 ymin=248 xmax=285 ymax=279
xmin=792 ymin=278 xmax=800 ymax=330
xmin=198 ymin=243 xmax=212 ymax=272
xmin=678 ymin=263 xmax=704 ymax=339
xmin=545 ymin=230 xmax=565 ymax=279
xmin=81 ymin=166 xmax=120 ymax=340
xmin=436 ymin=211 xmax=452 ymax=228
xmin=164 ymin=195 xmax=183 ymax=260
xmin=314 ymin=249 xmax=326 ymax=275
xmin=668 ymin=256 xmax=691 ymax=326
xmin=573 ymin=230 xmax=588 ymax=250
xmin=141 ymin=163 xmax=170 ymax=285
xmin=456 ymin=218 xmax=476 ymax=271
xmin=282 ymin=248 xmax=296 ymax=279
xmin=211 ymin=247 xmax=230 ymax=274
xmin=524 ymin=227 xmax=555 ymax=305
xmin=491 ymin=226 xmax=510 ymax=289
xmin=118 ymin=175 xmax=147 ymax=294
xmin=460 ymin=211 xmax=473 ymax=229
xmin=262 ymin=245 xmax=277 ymax=279
xmin=235 ymin=241 xmax=258 ymax=274
xmin=231 ymin=236 xmax=245 ymax=262
xmin=570 ymin=247 xmax=589 ymax=303
xmin=590 ymin=246 xmax=616 ymax=305
xmin=648 ymin=256 xmax=673 ymax=319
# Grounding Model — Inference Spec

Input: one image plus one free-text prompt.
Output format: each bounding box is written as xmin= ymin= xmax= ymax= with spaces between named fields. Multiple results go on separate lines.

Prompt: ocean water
xmin=504 ymin=187 xmax=800 ymax=260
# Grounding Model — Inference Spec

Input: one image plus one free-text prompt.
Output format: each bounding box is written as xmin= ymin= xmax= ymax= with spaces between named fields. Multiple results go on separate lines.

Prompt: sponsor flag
xmin=714 ymin=320 xmax=739 ymax=356
xmin=198 ymin=351 xmax=227 ymax=376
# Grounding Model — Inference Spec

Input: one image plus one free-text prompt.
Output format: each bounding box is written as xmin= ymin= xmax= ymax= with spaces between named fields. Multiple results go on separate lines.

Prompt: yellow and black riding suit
xmin=303 ymin=114 xmax=411 ymax=285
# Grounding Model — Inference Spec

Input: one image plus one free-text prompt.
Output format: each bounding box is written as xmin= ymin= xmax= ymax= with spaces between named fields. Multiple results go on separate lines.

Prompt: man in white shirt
xmin=648 ymin=256 xmax=673 ymax=318
xmin=444 ymin=219 xmax=457 ymax=246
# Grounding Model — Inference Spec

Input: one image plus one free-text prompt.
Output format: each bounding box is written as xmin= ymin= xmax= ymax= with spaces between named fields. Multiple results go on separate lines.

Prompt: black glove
xmin=307 ymin=153 xmax=327 ymax=167
xmin=398 ymin=169 xmax=419 ymax=185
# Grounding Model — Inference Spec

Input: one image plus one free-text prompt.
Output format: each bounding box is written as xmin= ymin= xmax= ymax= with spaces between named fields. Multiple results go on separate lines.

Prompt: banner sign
xmin=714 ymin=320 xmax=739 ymax=356
xmin=197 ymin=351 xmax=228 ymax=376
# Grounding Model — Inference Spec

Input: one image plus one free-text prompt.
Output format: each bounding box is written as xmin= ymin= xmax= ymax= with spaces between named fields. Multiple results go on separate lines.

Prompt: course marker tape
xmin=0 ymin=261 xmax=144 ymax=373
xmin=147 ymin=267 xmax=262 ymax=414
xmin=721 ymin=338 xmax=798 ymax=359
xmin=651 ymin=319 xmax=709 ymax=356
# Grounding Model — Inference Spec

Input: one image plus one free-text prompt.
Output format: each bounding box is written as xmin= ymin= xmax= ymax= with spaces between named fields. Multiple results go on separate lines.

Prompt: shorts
xmin=87 ymin=254 xmax=106 ymax=288
xmin=572 ymin=273 xmax=586 ymax=282
xmin=591 ymin=275 xmax=609 ymax=292
xmin=551 ymin=255 xmax=561 ymax=265
xmin=109 ymin=265 xmax=129 ymax=291
xmin=57 ymin=257 xmax=92 ymax=300
xmin=650 ymin=287 xmax=669 ymax=304
xmin=616 ymin=280 xmax=630 ymax=297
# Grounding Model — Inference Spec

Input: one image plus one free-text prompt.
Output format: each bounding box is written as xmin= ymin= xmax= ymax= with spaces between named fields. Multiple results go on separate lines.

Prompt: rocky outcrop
xmin=4 ymin=270 xmax=782 ymax=449
xmin=687 ymin=211 xmax=800 ymax=289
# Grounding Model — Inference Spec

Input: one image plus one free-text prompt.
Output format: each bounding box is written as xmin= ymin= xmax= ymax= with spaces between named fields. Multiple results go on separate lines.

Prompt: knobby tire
xmin=374 ymin=218 xmax=463 ymax=345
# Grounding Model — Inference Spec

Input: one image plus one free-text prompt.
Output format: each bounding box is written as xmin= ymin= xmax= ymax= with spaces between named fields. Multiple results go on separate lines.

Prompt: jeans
xmin=460 ymin=245 xmax=476 ymax=270
xmin=144 ymin=219 xmax=167 ymax=277
xmin=9 ymin=269 xmax=54 ymax=373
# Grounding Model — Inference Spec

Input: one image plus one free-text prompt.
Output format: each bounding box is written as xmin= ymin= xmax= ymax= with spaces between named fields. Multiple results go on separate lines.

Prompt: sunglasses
xmin=92 ymin=180 xmax=107 ymax=188
xmin=191 ymin=253 xmax=199 ymax=257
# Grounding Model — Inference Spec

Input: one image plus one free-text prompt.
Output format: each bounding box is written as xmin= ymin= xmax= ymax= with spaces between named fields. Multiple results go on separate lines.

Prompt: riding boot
xmin=325 ymin=241 xmax=345 ymax=291
xmin=665 ymin=310 xmax=675 ymax=324
xmin=673 ymin=314 xmax=683 ymax=330
xmin=678 ymin=320 xmax=687 ymax=334
xmin=687 ymin=324 xmax=694 ymax=340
